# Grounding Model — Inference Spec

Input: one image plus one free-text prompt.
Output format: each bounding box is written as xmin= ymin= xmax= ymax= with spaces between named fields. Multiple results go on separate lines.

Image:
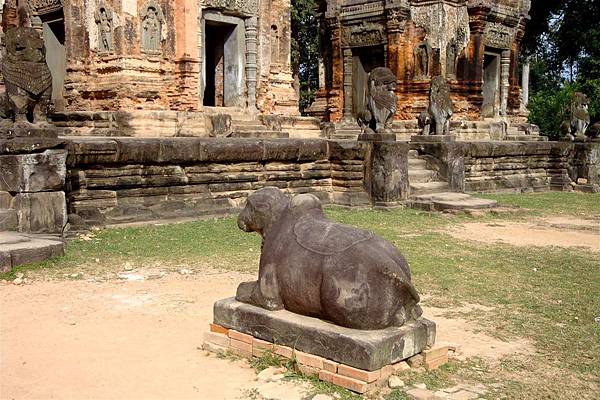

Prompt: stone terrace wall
xmin=66 ymin=138 xmax=370 ymax=227
xmin=463 ymin=142 xmax=594 ymax=193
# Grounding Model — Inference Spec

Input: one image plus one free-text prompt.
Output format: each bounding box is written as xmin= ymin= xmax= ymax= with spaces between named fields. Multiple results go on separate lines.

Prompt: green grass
xmin=2 ymin=192 xmax=599 ymax=398
xmin=480 ymin=192 xmax=600 ymax=216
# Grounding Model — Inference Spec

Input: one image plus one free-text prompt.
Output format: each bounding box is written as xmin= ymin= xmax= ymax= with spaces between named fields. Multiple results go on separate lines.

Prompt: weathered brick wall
xmin=66 ymin=138 xmax=369 ymax=227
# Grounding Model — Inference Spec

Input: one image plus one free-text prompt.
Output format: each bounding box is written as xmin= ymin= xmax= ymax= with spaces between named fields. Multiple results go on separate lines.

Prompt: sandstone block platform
xmin=410 ymin=192 xmax=498 ymax=212
xmin=0 ymin=232 xmax=64 ymax=273
xmin=213 ymin=297 xmax=436 ymax=371
xmin=411 ymin=135 xmax=456 ymax=143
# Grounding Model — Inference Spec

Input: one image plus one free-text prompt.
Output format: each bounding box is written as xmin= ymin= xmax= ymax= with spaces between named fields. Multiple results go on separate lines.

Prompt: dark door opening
xmin=352 ymin=46 xmax=385 ymax=117
xmin=204 ymin=22 xmax=235 ymax=107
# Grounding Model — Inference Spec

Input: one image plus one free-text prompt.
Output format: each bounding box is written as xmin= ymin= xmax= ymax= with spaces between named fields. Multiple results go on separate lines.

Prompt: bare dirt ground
xmin=446 ymin=216 xmax=600 ymax=252
xmin=0 ymin=269 xmax=532 ymax=400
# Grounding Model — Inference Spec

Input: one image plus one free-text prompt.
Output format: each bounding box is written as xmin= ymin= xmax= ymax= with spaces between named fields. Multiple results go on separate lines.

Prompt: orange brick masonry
xmin=202 ymin=325 xmax=449 ymax=394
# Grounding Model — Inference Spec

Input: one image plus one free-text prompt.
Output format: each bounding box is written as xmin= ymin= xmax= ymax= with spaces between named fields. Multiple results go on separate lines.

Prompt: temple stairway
xmin=407 ymin=150 xmax=497 ymax=211
xmin=408 ymin=150 xmax=450 ymax=196
xmin=203 ymin=107 xmax=288 ymax=138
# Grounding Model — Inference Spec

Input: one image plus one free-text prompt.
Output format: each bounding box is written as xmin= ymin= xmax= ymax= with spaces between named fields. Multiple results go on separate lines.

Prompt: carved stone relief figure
xmin=140 ymin=1 xmax=165 ymax=54
xmin=270 ymin=24 xmax=279 ymax=64
xmin=446 ymin=40 xmax=458 ymax=78
xmin=1 ymin=6 xmax=52 ymax=128
xmin=414 ymin=40 xmax=431 ymax=79
xmin=95 ymin=3 xmax=113 ymax=53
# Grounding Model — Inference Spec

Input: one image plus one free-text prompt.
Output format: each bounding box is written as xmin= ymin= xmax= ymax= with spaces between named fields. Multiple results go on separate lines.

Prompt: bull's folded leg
xmin=236 ymin=281 xmax=257 ymax=303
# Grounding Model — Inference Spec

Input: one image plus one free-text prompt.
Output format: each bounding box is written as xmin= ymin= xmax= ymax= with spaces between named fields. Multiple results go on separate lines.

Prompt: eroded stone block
xmin=0 ymin=150 xmax=67 ymax=192
xmin=15 ymin=192 xmax=67 ymax=234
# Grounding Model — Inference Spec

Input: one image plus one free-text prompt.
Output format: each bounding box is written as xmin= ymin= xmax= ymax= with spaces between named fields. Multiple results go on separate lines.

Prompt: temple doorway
xmin=482 ymin=51 xmax=500 ymax=118
xmin=352 ymin=46 xmax=385 ymax=117
xmin=41 ymin=13 xmax=66 ymax=111
xmin=202 ymin=13 xmax=246 ymax=108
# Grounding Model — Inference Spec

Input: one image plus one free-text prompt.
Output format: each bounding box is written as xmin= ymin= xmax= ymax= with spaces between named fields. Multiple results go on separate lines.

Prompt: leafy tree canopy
xmin=523 ymin=0 xmax=600 ymax=137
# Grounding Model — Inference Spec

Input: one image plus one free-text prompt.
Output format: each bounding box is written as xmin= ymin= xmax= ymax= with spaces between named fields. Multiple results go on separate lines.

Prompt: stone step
xmin=408 ymin=169 xmax=438 ymax=183
xmin=231 ymin=131 xmax=289 ymax=139
xmin=0 ymin=209 xmax=18 ymax=231
xmin=410 ymin=192 xmax=498 ymax=212
xmin=408 ymin=158 xmax=427 ymax=168
xmin=410 ymin=181 xmax=450 ymax=196
xmin=505 ymin=135 xmax=549 ymax=142
xmin=408 ymin=150 xmax=419 ymax=158
xmin=0 ymin=232 xmax=64 ymax=273
xmin=233 ymin=124 xmax=271 ymax=131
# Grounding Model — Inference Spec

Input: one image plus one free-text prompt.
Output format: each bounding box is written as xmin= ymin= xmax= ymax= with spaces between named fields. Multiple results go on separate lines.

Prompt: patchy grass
xmin=2 ymin=192 xmax=599 ymax=399
xmin=479 ymin=191 xmax=600 ymax=216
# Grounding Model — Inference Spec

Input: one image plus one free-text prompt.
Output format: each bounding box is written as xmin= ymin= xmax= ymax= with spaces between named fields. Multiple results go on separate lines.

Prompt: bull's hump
xmin=293 ymin=216 xmax=374 ymax=255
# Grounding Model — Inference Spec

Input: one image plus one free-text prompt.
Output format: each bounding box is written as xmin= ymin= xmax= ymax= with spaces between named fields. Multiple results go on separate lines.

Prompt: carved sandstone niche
xmin=413 ymin=40 xmax=431 ymax=79
xmin=140 ymin=0 xmax=166 ymax=55
xmin=341 ymin=21 xmax=386 ymax=48
xmin=202 ymin=0 xmax=259 ymax=17
xmin=94 ymin=1 xmax=114 ymax=53
xmin=27 ymin=0 xmax=63 ymax=15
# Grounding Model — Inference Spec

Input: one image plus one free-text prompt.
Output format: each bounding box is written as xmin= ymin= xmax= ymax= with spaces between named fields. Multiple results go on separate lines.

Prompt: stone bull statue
xmin=236 ymin=187 xmax=423 ymax=330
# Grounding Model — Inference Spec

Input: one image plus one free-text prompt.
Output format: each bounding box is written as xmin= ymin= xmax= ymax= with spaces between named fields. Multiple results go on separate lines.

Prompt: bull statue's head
xmin=238 ymin=187 xmax=290 ymax=237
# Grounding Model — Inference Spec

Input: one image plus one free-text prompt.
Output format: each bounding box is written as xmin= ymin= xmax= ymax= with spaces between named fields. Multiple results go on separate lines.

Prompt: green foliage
xmin=386 ymin=390 xmax=410 ymax=400
xmin=291 ymin=0 xmax=319 ymax=113
xmin=527 ymin=84 xmax=575 ymax=140
xmin=523 ymin=1 xmax=600 ymax=135
xmin=248 ymin=350 xmax=287 ymax=372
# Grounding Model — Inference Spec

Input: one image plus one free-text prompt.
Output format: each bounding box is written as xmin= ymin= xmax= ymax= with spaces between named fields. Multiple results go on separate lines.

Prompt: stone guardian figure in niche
xmin=95 ymin=4 xmax=113 ymax=53
xmin=140 ymin=1 xmax=165 ymax=54
xmin=1 ymin=7 xmax=52 ymax=129
xmin=366 ymin=67 xmax=398 ymax=134
xmin=561 ymin=92 xmax=590 ymax=141
xmin=414 ymin=40 xmax=431 ymax=79
xmin=235 ymin=187 xmax=423 ymax=330
xmin=419 ymin=76 xmax=453 ymax=136
xmin=446 ymin=40 xmax=458 ymax=78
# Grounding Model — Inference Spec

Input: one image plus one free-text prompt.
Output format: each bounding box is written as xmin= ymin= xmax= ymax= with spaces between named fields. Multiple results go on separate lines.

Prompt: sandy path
xmin=1 ymin=270 xmax=532 ymax=400
xmin=0 ymin=272 xmax=256 ymax=400
xmin=447 ymin=216 xmax=600 ymax=252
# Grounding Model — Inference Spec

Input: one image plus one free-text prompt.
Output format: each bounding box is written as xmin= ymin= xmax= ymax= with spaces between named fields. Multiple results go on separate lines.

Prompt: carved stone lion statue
xmin=235 ymin=187 xmax=423 ymax=330
xmin=561 ymin=92 xmax=591 ymax=141
xmin=419 ymin=76 xmax=453 ymax=136
xmin=1 ymin=11 xmax=52 ymax=129
xmin=366 ymin=67 xmax=398 ymax=134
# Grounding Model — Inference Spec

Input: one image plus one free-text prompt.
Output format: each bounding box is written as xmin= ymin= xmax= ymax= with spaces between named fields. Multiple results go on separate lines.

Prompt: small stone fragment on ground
xmin=414 ymin=383 xmax=427 ymax=390
xmin=257 ymin=366 xmax=287 ymax=383
xmin=311 ymin=394 xmax=335 ymax=400
xmin=254 ymin=380 xmax=310 ymax=400
xmin=406 ymin=387 xmax=435 ymax=400
xmin=388 ymin=376 xmax=405 ymax=388
xmin=12 ymin=277 xmax=23 ymax=285
xmin=407 ymin=354 xmax=424 ymax=368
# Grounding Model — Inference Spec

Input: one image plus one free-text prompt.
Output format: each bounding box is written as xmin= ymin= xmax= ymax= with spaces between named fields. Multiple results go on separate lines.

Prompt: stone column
xmin=245 ymin=16 xmax=258 ymax=110
xmin=318 ymin=57 xmax=326 ymax=90
xmin=522 ymin=61 xmax=530 ymax=107
xmin=342 ymin=48 xmax=353 ymax=123
xmin=364 ymin=142 xmax=410 ymax=206
xmin=500 ymin=50 xmax=511 ymax=117
xmin=198 ymin=11 xmax=204 ymax=105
